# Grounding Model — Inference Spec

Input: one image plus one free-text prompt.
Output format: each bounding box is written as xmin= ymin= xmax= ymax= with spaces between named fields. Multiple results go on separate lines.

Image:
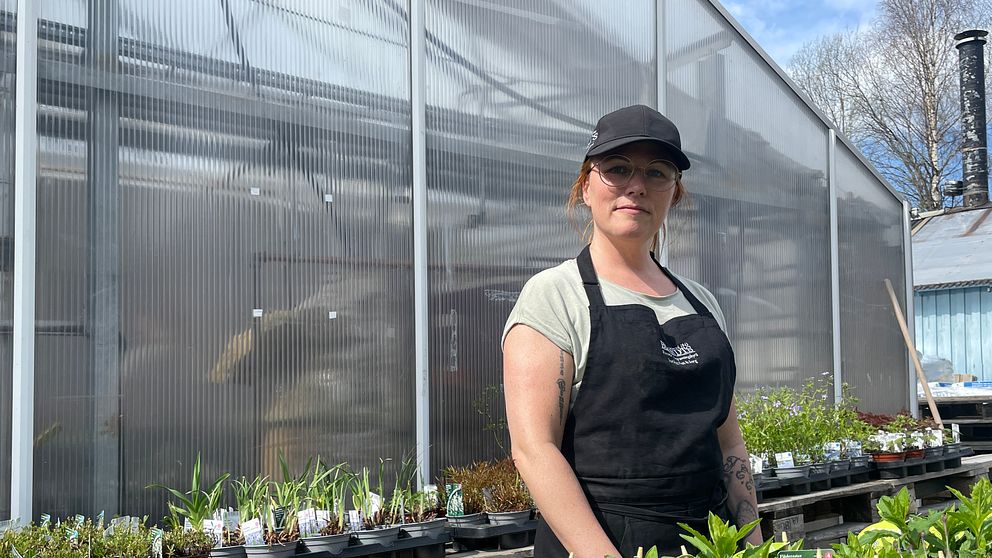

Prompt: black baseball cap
xmin=584 ymin=104 xmax=691 ymax=170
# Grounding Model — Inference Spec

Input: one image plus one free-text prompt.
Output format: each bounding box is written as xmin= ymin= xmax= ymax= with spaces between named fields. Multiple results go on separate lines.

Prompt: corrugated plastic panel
xmin=32 ymin=0 xmax=413 ymax=520
xmin=666 ymin=0 xmax=833 ymax=392
xmin=0 ymin=0 xmax=14 ymax=522
xmin=835 ymin=141 xmax=909 ymax=413
xmin=424 ymin=0 xmax=656 ymax=474
xmin=915 ymin=287 xmax=992 ymax=380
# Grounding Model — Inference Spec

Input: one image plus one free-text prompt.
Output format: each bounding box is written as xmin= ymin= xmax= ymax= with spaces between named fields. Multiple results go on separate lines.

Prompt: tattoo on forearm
xmin=723 ymin=455 xmax=754 ymax=493
xmin=734 ymin=500 xmax=759 ymax=526
xmin=557 ymin=351 xmax=566 ymax=424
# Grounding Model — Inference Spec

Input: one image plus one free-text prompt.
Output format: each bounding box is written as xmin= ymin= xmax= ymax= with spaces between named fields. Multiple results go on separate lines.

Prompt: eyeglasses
xmin=592 ymin=155 xmax=681 ymax=191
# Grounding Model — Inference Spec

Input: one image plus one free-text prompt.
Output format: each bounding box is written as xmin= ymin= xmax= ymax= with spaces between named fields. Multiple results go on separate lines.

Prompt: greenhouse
xmin=2 ymin=0 xmax=916 ymax=544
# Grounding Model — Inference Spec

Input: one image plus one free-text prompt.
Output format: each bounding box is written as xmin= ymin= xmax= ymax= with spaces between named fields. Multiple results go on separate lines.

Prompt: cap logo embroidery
xmin=586 ymin=130 xmax=598 ymax=149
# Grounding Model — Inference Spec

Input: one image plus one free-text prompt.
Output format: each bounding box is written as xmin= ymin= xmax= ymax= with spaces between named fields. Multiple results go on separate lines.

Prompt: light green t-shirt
xmin=501 ymin=259 xmax=727 ymax=393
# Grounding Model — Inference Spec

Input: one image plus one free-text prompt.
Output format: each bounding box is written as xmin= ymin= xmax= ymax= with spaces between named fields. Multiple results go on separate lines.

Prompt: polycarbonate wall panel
xmin=836 ymin=142 xmax=909 ymax=414
xmin=33 ymin=0 xmax=413 ymax=520
xmin=0 ymin=0 xmax=14 ymax=522
xmin=666 ymin=0 xmax=833 ymax=392
xmin=425 ymin=0 xmax=657 ymax=474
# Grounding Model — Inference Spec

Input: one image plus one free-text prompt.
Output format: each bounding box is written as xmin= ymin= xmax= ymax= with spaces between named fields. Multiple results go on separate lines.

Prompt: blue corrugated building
xmin=913 ymin=207 xmax=992 ymax=379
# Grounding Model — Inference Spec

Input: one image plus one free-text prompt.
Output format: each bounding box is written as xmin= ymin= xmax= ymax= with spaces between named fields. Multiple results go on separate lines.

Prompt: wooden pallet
xmin=757 ymin=454 xmax=992 ymax=546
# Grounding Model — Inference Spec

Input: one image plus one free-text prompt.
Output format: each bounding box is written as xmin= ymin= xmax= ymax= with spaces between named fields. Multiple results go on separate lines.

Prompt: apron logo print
xmin=660 ymin=340 xmax=699 ymax=365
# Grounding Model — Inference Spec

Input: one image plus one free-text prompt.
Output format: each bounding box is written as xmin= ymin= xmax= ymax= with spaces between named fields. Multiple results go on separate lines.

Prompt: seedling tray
xmin=871 ymin=448 xmax=974 ymax=479
xmin=299 ymin=531 xmax=451 ymax=558
xmin=450 ymin=519 xmax=538 ymax=551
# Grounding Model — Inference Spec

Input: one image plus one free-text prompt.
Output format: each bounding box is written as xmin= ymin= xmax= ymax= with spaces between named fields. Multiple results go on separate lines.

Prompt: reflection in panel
xmin=32 ymin=0 xmax=414 ymax=520
xmin=424 ymin=0 xmax=657 ymax=474
xmin=666 ymin=0 xmax=833 ymax=393
xmin=0 ymin=0 xmax=15 ymax=522
xmin=836 ymin=141 xmax=909 ymax=413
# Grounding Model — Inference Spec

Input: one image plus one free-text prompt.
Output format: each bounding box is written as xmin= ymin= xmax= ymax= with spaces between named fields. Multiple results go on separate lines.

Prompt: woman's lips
xmin=615 ymin=205 xmax=648 ymax=214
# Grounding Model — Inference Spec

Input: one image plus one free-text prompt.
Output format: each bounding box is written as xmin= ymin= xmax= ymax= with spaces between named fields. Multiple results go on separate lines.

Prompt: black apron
xmin=534 ymin=246 xmax=737 ymax=558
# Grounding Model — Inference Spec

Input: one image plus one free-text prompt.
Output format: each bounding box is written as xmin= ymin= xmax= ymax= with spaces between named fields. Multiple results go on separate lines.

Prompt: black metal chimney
xmin=955 ymin=29 xmax=989 ymax=208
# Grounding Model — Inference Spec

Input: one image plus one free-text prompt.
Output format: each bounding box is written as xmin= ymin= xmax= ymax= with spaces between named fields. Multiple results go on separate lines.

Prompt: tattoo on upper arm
xmin=557 ymin=350 xmax=566 ymax=424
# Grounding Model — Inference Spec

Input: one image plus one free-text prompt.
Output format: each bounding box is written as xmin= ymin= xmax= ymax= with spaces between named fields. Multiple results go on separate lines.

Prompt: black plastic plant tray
xmin=299 ymin=532 xmax=452 ymax=558
xmin=449 ymin=519 xmax=538 ymax=539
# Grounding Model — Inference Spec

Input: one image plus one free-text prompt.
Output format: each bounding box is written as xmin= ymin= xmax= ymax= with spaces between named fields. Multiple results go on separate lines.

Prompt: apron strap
xmin=576 ymin=245 xmax=606 ymax=308
xmin=649 ymin=252 xmax=714 ymax=319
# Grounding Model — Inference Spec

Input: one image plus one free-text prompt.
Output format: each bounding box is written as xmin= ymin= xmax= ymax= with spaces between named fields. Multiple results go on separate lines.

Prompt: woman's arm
xmin=716 ymin=398 xmax=763 ymax=546
xmin=503 ymin=324 xmax=620 ymax=558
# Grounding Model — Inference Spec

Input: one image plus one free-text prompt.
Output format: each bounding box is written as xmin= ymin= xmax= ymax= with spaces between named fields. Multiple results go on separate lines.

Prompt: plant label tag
xmin=316 ymin=509 xmax=330 ymax=531
xmin=150 ymin=528 xmax=164 ymax=558
xmin=0 ymin=519 xmax=14 ymax=532
xmin=369 ymin=492 xmax=382 ymax=514
xmin=203 ymin=519 xmax=224 ymax=548
xmin=298 ymin=508 xmax=319 ymax=537
xmin=347 ymin=509 xmax=362 ymax=531
xmin=952 ymin=423 xmax=961 ymax=442
xmin=824 ymin=442 xmax=841 ymax=461
xmin=11 ymin=546 xmax=23 ymax=558
xmin=67 ymin=528 xmax=79 ymax=541
xmin=74 ymin=514 xmax=85 ymax=528
xmin=932 ymin=429 xmax=943 ymax=447
xmin=225 ymin=510 xmax=240 ymax=532
xmin=241 ymin=518 xmax=265 ymax=546
xmin=184 ymin=518 xmax=193 ymax=532
xmin=424 ymin=484 xmax=439 ymax=507
xmin=445 ymin=483 xmax=465 ymax=517
xmin=846 ymin=440 xmax=862 ymax=457
xmin=97 ymin=510 xmax=105 ymax=528
xmin=749 ymin=454 xmax=763 ymax=475
xmin=779 ymin=551 xmax=833 ymax=558
xmin=40 ymin=513 xmax=51 ymax=527
xmin=775 ymin=452 xmax=795 ymax=468
xmin=911 ymin=431 xmax=925 ymax=449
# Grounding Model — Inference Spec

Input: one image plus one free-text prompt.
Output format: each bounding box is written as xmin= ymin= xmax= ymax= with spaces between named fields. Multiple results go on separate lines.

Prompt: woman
xmin=502 ymin=105 xmax=761 ymax=558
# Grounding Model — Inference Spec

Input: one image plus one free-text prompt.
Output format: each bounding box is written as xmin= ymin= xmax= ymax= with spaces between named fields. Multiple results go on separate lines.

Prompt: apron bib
xmin=534 ymin=246 xmax=737 ymax=557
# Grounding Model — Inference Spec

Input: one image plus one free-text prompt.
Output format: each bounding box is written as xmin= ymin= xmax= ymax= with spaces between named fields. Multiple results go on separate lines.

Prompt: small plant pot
xmin=809 ymin=463 xmax=831 ymax=476
xmin=946 ymin=442 xmax=962 ymax=455
xmin=243 ymin=541 xmax=298 ymax=558
xmin=486 ymin=509 xmax=532 ymax=526
xmin=871 ymin=451 xmax=906 ymax=463
xmin=905 ymin=448 xmax=925 ymax=460
xmin=850 ymin=455 xmax=871 ymax=469
xmin=924 ymin=445 xmax=945 ymax=458
xmin=829 ymin=459 xmax=851 ymax=473
xmin=774 ymin=465 xmax=810 ymax=479
xmin=301 ymin=533 xmax=351 ymax=555
xmin=445 ymin=513 xmax=485 ymax=527
xmin=400 ymin=518 xmax=447 ymax=539
xmin=210 ymin=546 xmax=247 ymax=558
xmin=354 ymin=525 xmax=401 ymax=547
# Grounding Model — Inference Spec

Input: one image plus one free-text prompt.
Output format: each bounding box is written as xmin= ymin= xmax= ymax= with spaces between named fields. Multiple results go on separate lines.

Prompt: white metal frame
xmin=904 ymin=201 xmax=919 ymax=417
xmin=828 ymin=131 xmax=843 ymax=403
xmin=11 ymin=0 xmax=39 ymax=524
xmin=410 ymin=0 xmax=430 ymax=487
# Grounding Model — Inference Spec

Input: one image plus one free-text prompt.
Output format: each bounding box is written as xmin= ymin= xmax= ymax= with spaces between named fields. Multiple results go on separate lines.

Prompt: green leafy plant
xmin=232 ymin=474 xmax=269 ymax=522
xmin=946 ymin=477 xmax=992 ymax=556
xmin=677 ymin=512 xmax=765 ymax=558
xmin=147 ymin=454 xmax=231 ymax=530
xmin=163 ymin=527 xmax=214 ymax=558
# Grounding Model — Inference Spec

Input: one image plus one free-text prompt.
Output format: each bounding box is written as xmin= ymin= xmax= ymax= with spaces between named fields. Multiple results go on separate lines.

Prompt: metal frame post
xmin=904 ymin=201 xmax=918 ymax=416
xmin=828 ymin=130 xmax=843 ymax=404
xmin=656 ymin=0 xmax=670 ymax=266
xmin=410 ymin=0 xmax=430 ymax=486
xmin=11 ymin=0 xmax=38 ymax=525
xmin=87 ymin=0 xmax=122 ymax=516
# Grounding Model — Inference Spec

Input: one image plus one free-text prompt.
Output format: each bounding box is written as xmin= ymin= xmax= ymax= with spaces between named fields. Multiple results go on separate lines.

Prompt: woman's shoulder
xmin=668 ymin=271 xmax=728 ymax=331
xmin=521 ymin=259 xmax=583 ymax=295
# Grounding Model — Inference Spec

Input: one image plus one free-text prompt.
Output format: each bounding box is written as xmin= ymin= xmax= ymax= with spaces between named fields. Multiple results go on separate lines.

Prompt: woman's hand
xmin=503 ymin=324 xmax=621 ymax=558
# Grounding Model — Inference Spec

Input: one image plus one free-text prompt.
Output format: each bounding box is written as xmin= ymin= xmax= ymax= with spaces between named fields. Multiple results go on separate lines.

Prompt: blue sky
xmin=724 ymin=0 xmax=878 ymax=68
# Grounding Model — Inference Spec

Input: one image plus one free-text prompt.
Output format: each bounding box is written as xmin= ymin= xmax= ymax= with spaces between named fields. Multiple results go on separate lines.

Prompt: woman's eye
xmin=604 ymin=165 xmax=632 ymax=176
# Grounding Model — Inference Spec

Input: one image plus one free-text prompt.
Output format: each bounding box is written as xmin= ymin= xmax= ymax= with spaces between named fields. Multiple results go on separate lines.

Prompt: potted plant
xmin=244 ymin=455 xmax=306 ymax=558
xmin=441 ymin=463 xmax=486 ymax=525
xmin=401 ymin=488 xmax=447 ymax=539
xmin=164 ymin=528 xmax=216 ymax=558
xmin=301 ymin=461 xmax=353 ymax=555
xmin=148 ymin=453 xmax=231 ymax=533
xmin=351 ymin=461 xmax=402 ymax=547
xmin=226 ymin=475 xmax=270 ymax=558
xmin=479 ymin=459 xmax=534 ymax=525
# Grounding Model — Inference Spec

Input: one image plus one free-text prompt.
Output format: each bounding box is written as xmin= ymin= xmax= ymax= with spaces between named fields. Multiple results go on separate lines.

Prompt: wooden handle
xmin=883 ymin=279 xmax=943 ymax=428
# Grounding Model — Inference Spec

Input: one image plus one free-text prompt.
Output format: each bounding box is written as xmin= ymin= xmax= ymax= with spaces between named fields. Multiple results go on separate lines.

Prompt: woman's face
xmin=582 ymin=141 xmax=680 ymax=247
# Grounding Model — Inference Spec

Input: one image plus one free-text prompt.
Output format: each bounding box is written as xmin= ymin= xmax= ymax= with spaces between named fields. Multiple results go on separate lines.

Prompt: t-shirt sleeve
xmin=501 ymin=269 xmax=577 ymax=356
